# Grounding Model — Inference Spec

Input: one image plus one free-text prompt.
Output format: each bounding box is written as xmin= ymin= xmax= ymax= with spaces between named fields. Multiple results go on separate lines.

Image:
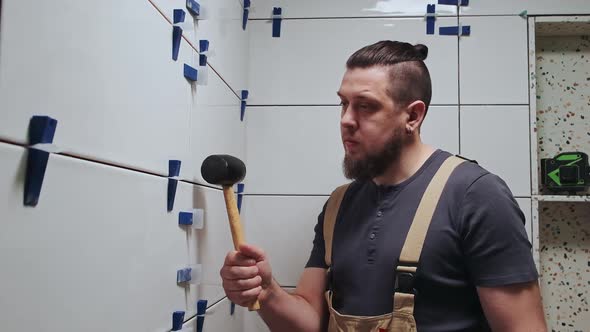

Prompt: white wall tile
xmin=245 ymin=106 xmax=346 ymax=195
xmin=0 ymin=0 xmax=192 ymax=177
xmin=241 ymin=196 xmax=328 ymax=286
xmin=248 ymin=18 xmax=459 ymax=105
xmin=460 ymin=0 xmax=590 ymax=16
xmin=421 ymin=106 xmax=460 ymax=155
xmin=459 ymin=16 xmax=529 ymax=105
xmin=249 ymin=0 xmax=457 ymax=19
xmin=460 ymin=106 xmax=531 ymax=197
xmin=0 ymin=143 xmax=200 ymax=331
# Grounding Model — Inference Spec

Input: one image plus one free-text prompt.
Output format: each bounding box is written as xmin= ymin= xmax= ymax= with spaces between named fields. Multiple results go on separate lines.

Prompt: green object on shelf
xmin=519 ymin=10 xmax=528 ymax=18
xmin=541 ymin=152 xmax=589 ymax=194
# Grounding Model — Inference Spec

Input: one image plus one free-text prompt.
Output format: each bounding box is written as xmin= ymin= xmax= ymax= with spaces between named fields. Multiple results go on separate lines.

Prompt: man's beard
xmin=342 ymin=127 xmax=405 ymax=181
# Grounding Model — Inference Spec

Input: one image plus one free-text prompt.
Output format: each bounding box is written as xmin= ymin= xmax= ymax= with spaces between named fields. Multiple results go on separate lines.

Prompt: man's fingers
xmin=220 ymin=265 xmax=259 ymax=280
xmin=222 ymin=275 xmax=262 ymax=291
xmin=226 ymin=286 xmax=262 ymax=304
xmin=224 ymin=251 xmax=257 ymax=267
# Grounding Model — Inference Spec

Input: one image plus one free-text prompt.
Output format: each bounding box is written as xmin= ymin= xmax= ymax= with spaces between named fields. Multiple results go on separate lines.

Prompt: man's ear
xmin=405 ymin=100 xmax=427 ymax=132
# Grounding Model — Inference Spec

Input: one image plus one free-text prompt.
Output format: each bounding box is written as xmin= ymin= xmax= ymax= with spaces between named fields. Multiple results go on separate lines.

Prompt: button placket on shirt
xmin=368 ymin=192 xmax=386 ymax=263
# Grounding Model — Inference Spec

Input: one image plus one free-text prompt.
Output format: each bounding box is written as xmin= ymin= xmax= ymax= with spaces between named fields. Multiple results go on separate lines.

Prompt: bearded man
xmin=219 ymin=40 xmax=547 ymax=332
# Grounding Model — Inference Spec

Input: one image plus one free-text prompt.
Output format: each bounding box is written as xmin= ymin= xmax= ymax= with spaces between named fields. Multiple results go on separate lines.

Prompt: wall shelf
xmin=533 ymin=195 xmax=590 ymax=202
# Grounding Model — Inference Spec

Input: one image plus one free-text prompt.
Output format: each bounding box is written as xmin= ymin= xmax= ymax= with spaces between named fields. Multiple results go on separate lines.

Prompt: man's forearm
xmin=257 ymin=279 xmax=324 ymax=332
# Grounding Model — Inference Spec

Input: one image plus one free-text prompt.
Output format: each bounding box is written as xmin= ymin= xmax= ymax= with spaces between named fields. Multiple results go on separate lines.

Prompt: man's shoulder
xmin=441 ymin=152 xmax=497 ymax=196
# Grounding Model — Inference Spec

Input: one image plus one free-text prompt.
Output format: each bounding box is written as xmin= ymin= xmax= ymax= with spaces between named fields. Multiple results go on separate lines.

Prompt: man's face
xmin=337 ymin=66 xmax=407 ymax=180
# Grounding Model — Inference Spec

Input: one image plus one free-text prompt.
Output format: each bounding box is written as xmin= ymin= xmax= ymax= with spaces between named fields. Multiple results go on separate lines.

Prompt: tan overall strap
xmin=324 ymin=184 xmax=350 ymax=267
xmin=398 ymin=156 xmax=465 ymax=268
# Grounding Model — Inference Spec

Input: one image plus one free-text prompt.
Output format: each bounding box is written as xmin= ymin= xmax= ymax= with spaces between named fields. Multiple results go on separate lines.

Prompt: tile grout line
xmin=0 ymin=137 xmax=223 ymax=191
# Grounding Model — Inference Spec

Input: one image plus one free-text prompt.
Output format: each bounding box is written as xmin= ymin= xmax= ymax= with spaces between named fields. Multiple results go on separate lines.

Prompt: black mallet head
xmin=201 ymin=154 xmax=246 ymax=186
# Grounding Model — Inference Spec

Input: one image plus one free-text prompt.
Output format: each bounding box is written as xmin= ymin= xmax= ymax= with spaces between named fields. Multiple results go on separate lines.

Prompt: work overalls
xmin=322 ymin=156 xmax=465 ymax=332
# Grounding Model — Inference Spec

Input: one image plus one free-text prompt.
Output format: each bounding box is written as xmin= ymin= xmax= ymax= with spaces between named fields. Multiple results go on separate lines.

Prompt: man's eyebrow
xmin=355 ymin=94 xmax=377 ymax=101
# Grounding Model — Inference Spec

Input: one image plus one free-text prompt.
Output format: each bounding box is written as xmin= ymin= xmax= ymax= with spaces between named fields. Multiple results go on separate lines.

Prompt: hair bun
xmin=414 ymin=44 xmax=428 ymax=60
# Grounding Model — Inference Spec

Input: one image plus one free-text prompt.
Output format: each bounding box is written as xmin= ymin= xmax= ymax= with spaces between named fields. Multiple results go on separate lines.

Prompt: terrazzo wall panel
xmin=535 ymin=34 xmax=590 ymax=196
xmin=539 ymin=202 xmax=590 ymax=330
xmin=535 ymin=20 xmax=590 ymax=332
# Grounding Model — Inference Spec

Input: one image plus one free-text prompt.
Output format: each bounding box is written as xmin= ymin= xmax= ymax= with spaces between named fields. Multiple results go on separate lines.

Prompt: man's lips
xmin=343 ymin=139 xmax=359 ymax=149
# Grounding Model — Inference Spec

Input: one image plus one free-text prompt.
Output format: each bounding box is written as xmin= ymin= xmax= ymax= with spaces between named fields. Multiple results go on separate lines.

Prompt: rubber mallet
xmin=200 ymin=154 xmax=260 ymax=311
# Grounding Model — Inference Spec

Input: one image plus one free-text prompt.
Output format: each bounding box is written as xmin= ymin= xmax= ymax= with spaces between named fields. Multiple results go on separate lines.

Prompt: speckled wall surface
xmin=535 ymin=27 xmax=590 ymax=331
xmin=539 ymin=202 xmax=590 ymax=331
xmin=535 ymin=35 xmax=590 ymax=194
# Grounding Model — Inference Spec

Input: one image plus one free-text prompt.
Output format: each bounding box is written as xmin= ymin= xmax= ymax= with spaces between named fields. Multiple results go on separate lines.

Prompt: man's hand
xmin=220 ymin=243 xmax=273 ymax=307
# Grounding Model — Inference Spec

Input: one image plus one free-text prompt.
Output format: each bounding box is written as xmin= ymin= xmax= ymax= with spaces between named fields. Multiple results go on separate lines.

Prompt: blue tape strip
xmin=196 ymin=299 xmax=208 ymax=332
xmin=199 ymin=54 xmax=207 ymax=66
xmin=272 ymin=7 xmax=282 ymax=38
xmin=168 ymin=178 xmax=178 ymax=211
xmin=438 ymin=0 xmax=469 ymax=5
xmin=186 ymin=0 xmax=200 ymax=16
xmin=237 ymin=194 xmax=243 ymax=213
xmin=179 ymin=211 xmax=194 ymax=225
xmin=426 ymin=4 xmax=435 ymax=35
xmin=439 ymin=26 xmax=457 ymax=35
xmin=237 ymin=184 xmax=244 ymax=212
xmin=230 ymin=302 xmax=236 ymax=315
xmin=199 ymin=39 xmax=209 ymax=53
xmin=169 ymin=160 xmax=181 ymax=177
xmin=240 ymin=101 xmax=247 ymax=121
xmin=240 ymin=90 xmax=248 ymax=121
xmin=184 ymin=64 xmax=198 ymax=82
xmin=172 ymin=311 xmax=185 ymax=331
xmin=242 ymin=0 xmax=250 ymax=30
xmin=177 ymin=267 xmax=192 ymax=283
xmin=461 ymin=25 xmax=471 ymax=36
xmin=172 ymin=26 xmax=182 ymax=61
xmin=24 ymin=116 xmax=58 ymax=206
xmin=173 ymin=9 xmax=186 ymax=23
xmin=198 ymin=41 xmax=209 ymax=66
xmin=167 ymin=160 xmax=181 ymax=212
xmin=439 ymin=25 xmax=470 ymax=36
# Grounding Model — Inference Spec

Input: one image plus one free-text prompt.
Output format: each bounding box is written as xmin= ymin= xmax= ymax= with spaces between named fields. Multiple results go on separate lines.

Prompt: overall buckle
xmin=394 ymin=272 xmax=416 ymax=295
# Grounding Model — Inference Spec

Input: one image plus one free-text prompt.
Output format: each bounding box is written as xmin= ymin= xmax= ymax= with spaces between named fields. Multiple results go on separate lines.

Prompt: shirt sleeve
xmin=305 ymin=201 xmax=329 ymax=269
xmin=459 ymin=173 xmax=538 ymax=287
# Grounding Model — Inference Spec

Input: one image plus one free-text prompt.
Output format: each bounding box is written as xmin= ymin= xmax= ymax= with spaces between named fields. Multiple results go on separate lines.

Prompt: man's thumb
xmin=238 ymin=243 xmax=266 ymax=262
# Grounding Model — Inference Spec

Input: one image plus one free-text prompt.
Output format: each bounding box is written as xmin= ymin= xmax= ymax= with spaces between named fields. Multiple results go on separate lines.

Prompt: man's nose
xmin=340 ymin=108 xmax=357 ymax=130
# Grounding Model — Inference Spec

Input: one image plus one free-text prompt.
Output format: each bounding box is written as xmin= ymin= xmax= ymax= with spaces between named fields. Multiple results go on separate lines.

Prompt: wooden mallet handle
xmin=222 ymin=185 xmax=261 ymax=311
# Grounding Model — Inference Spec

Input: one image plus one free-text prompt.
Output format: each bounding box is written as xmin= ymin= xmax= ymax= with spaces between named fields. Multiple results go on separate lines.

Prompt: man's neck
xmin=372 ymin=141 xmax=436 ymax=186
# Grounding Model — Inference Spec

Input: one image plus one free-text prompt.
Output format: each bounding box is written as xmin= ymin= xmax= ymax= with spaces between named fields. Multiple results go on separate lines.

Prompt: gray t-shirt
xmin=306 ymin=150 xmax=538 ymax=331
